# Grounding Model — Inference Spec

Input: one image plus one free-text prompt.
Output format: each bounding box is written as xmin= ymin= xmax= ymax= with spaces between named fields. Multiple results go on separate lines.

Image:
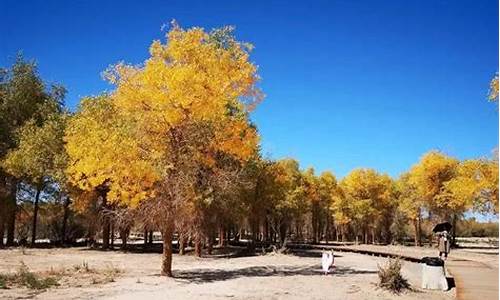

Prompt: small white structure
xmin=421 ymin=262 xmax=448 ymax=290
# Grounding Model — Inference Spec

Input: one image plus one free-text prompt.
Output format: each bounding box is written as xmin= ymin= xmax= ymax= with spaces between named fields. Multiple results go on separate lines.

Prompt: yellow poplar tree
xmin=397 ymin=172 xmax=424 ymax=246
xmin=442 ymin=158 xmax=499 ymax=215
xmin=317 ymin=171 xmax=337 ymax=242
xmin=3 ymin=113 xmax=67 ymax=246
xmin=65 ymin=96 xmax=157 ymax=207
xmin=340 ymin=168 xmax=392 ymax=244
xmin=409 ymin=151 xmax=459 ymax=218
xmin=87 ymin=24 xmax=262 ymax=276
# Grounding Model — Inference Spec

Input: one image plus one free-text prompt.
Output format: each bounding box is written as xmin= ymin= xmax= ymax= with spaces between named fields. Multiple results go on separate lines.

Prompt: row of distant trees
xmin=0 ymin=24 xmax=498 ymax=276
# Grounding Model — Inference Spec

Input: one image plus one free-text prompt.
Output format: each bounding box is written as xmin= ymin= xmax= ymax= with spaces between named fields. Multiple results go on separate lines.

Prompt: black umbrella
xmin=432 ymin=222 xmax=452 ymax=233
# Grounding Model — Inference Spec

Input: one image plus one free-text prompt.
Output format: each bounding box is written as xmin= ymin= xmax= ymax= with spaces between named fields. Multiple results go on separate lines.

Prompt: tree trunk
xmin=218 ymin=225 xmax=225 ymax=247
xmin=148 ymin=230 xmax=153 ymax=244
xmin=31 ymin=186 xmax=42 ymax=246
xmin=451 ymin=214 xmax=457 ymax=247
xmin=179 ymin=234 xmax=186 ymax=255
xmin=144 ymin=229 xmax=148 ymax=245
xmin=102 ymin=217 xmax=110 ymax=249
xmin=194 ymin=236 xmax=202 ymax=257
xmin=0 ymin=212 xmax=4 ymax=248
xmin=207 ymin=236 xmax=213 ymax=255
xmin=161 ymin=225 xmax=174 ymax=277
xmin=414 ymin=217 xmax=422 ymax=246
xmin=278 ymin=222 xmax=287 ymax=247
xmin=61 ymin=196 xmax=70 ymax=244
xmin=3 ymin=179 xmax=16 ymax=246
xmin=6 ymin=207 xmax=15 ymax=246
xmin=120 ymin=229 xmax=129 ymax=250
xmin=263 ymin=219 xmax=269 ymax=242
xmin=110 ymin=222 xmax=115 ymax=248
xmin=311 ymin=202 xmax=318 ymax=243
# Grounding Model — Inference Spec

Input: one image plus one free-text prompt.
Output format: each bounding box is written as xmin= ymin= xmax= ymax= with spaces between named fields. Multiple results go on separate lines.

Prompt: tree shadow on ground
xmin=173 ymin=264 xmax=376 ymax=284
xmin=289 ymin=249 xmax=343 ymax=258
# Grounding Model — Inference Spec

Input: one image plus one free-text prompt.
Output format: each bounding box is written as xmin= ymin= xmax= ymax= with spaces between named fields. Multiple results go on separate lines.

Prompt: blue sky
xmin=1 ymin=0 xmax=498 ymax=179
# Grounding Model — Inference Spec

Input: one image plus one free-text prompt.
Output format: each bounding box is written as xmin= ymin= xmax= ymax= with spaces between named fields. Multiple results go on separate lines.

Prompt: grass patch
xmin=0 ymin=262 xmax=59 ymax=290
xmin=378 ymin=258 xmax=410 ymax=293
xmin=0 ymin=261 xmax=123 ymax=290
xmin=102 ymin=264 xmax=122 ymax=283
xmin=16 ymin=262 xmax=59 ymax=290
xmin=72 ymin=261 xmax=93 ymax=273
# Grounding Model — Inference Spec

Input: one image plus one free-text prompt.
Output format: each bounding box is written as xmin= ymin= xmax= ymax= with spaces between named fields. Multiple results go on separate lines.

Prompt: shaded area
xmin=173 ymin=264 xmax=376 ymax=284
xmin=446 ymin=276 xmax=456 ymax=291
xmin=289 ymin=249 xmax=343 ymax=258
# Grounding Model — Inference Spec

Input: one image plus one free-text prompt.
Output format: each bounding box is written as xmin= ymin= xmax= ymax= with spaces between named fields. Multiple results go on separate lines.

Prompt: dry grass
xmin=378 ymin=258 xmax=411 ymax=293
xmin=0 ymin=262 xmax=59 ymax=290
xmin=0 ymin=260 xmax=123 ymax=291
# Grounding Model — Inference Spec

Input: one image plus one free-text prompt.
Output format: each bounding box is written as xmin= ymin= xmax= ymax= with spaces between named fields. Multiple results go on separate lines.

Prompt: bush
xmin=378 ymin=258 xmax=410 ymax=293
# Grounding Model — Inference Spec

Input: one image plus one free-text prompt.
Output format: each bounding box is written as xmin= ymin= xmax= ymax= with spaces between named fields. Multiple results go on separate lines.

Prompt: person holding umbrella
xmin=433 ymin=222 xmax=452 ymax=260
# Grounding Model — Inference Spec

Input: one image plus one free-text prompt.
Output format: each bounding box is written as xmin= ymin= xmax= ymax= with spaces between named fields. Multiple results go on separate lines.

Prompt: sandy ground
xmin=0 ymin=247 xmax=455 ymax=300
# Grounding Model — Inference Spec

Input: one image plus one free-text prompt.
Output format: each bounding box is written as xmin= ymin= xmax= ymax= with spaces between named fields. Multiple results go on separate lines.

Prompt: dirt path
xmin=446 ymin=259 xmax=498 ymax=300
xmin=322 ymin=244 xmax=499 ymax=300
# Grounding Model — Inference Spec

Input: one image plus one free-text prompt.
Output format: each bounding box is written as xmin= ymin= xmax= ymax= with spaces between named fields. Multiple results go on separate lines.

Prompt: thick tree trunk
xmin=99 ymin=188 xmax=110 ymax=250
xmin=31 ymin=186 xmax=42 ymax=246
xmin=61 ymin=196 xmax=70 ymax=244
xmin=144 ymin=229 xmax=148 ymax=245
xmin=161 ymin=226 xmax=174 ymax=277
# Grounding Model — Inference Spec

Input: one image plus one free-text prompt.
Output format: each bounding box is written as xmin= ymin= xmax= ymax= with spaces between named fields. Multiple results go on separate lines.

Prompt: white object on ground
xmin=321 ymin=251 xmax=334 ymax=274
xmin=421 ymin=263 xmax=448 ymax=291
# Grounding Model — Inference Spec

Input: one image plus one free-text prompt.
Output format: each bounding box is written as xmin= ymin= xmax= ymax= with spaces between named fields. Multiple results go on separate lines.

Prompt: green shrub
xmin=378 ymin=258 xmax=410 ymax=293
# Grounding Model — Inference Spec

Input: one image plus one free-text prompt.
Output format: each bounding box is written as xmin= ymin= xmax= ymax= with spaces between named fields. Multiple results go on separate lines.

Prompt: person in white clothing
xmin=321 ymin=250 xmax=335 ymax=275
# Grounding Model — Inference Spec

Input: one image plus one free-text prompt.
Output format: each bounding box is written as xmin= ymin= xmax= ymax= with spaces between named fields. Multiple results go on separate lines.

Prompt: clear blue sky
xmin=1 ymin=0 xmax=498 ymax=179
